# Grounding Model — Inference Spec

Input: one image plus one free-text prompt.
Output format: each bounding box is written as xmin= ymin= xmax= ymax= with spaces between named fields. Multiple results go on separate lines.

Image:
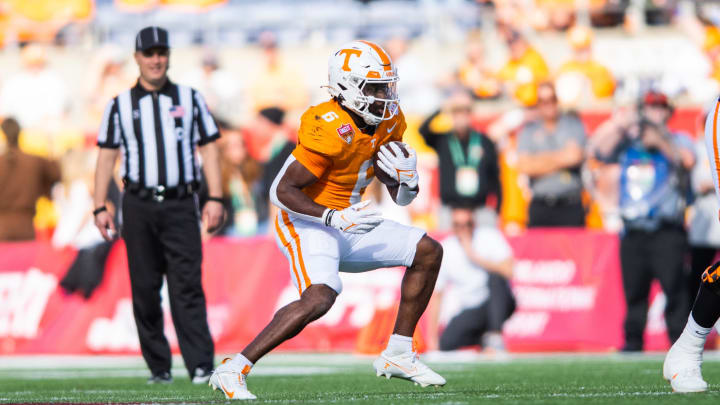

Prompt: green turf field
xmin=2 ymin=353 xmax=720 ymax=404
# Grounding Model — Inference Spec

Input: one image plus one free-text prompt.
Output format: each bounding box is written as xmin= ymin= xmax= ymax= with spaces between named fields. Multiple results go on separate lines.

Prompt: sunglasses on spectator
xmin=141 ymin=48 xmax=169 ymax=57
xmin=537 ymin=96 xmax=557 ymax=105
xmin=452 ymin=221 xmax=474 ymax=228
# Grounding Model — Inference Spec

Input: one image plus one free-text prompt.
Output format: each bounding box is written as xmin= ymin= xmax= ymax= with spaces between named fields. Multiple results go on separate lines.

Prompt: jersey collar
xmin=133 ymin=78 xmax=174 ymax=96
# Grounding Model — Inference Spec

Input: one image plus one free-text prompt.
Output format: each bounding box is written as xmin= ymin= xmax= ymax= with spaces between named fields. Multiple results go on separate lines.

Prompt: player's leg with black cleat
xmin=374 ymin=236 xmax=446 ymax=387
xmin=664 ymin=261 xmax=720 ymax=392
xmin=209 ymin=284 xmax=337 ymax=400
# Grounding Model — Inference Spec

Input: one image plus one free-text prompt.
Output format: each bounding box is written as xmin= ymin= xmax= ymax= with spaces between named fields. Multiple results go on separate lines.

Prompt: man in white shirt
xmin=432 ymin=208 xmax=515 ymax=351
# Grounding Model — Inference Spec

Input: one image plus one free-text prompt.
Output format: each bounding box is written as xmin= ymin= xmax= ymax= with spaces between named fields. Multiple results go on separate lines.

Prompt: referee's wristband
xmin=92 ymin=206 xmax=107 ymax=216
xmin=207 ymin=196 xmax=224 ymax=203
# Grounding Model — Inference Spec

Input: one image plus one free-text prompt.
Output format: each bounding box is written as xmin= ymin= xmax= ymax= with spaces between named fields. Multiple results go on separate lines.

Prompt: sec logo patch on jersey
xmin=337 ymin=123 xmax=354 ymax=144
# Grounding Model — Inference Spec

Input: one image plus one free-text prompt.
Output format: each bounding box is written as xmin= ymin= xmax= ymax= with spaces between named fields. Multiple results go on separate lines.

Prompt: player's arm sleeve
xmin=192 ymin=90 xmax=220 ymax=146
xmin=97 ymin=98 xmax=121 ymax=149
xmin=385 ymin=111 xmax=418 ymax=205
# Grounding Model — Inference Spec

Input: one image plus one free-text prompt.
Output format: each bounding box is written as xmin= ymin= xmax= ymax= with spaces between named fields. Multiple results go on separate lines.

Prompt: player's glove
xmin=376 ymin=142 xmax=419 ymax=190
xmin=322 ymin=200 xmax=383 ymax=234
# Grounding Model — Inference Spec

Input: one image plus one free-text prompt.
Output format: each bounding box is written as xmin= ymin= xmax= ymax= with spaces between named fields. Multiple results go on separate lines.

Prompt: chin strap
xmin=395 ymin=184 xmax=418 ymax=206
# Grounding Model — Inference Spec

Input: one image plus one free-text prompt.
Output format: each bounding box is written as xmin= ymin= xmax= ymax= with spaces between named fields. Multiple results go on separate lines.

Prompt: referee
xmin=93 ymin=26 xmax=222 ymax=384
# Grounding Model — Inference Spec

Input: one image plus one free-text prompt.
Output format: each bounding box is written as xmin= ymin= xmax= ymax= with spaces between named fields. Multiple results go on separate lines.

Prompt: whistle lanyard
xmin=448 ymin=132 xmax=482 ymax=168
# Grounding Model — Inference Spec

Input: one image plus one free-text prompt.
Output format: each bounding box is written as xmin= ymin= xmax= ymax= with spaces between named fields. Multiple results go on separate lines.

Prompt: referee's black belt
xmin=124 ymin=181 xmax=199 ymax=202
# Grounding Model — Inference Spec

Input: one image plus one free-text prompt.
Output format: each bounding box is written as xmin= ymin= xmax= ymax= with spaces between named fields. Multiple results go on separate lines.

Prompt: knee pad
xmin=701 ymin=261 xmax=720 ymax=296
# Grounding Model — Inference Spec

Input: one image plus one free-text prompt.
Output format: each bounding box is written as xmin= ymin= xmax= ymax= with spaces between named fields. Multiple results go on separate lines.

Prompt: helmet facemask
xmin=338 ymin=75 xmax=399 ymax=126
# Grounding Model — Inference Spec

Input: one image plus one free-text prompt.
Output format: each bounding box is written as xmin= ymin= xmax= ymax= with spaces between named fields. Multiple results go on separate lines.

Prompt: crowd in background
xmin=0 ymin=0 xmax=718 ymax=242
xmin=3 ymin=0 xmax=720 ymax=352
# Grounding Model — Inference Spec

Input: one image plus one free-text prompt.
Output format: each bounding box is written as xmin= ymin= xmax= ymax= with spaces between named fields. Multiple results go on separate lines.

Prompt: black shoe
xmin=620 ymin=344 xmax=642 ymax=353
xmin=191 ymin=367 xmax=212 ymax=384
xmin=147 ymin=371 xmax=173 ymax=384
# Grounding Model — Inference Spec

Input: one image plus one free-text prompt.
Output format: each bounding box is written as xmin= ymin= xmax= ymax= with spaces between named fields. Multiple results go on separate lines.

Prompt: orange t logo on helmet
xmin=339 ymin=49 xmax=362 ymax=71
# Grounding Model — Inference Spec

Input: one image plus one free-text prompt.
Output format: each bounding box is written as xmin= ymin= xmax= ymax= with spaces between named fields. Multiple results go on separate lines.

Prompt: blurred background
xmin=2 ymin=0 xmax=720 ymax=356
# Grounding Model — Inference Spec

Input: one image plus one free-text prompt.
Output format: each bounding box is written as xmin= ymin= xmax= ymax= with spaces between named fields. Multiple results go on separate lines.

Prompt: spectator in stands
xmin=516 ymin=82 xmax=587 ymax=227
xmin=0 ymin=44 xmax=69 ymax=129
xmin=0 ymin=117 xmax=60 ymax=241
xmin=534 ymin=0 xmax=576 ymax=31
xmin=592 ymin=90 xmax=694 ymax=351
xmin=248 ymin=31 xmax=308 ymax=115
xmin=181 ymin=49 xmax=245 ymax=126
xmin=254 ymin=107 xmax=295 ymax=231
xmin=486 ymin=107 xmax=536 ymax=233
xmin=419 ymin=88 xmax=501 ymax=227
xmin=217 ymin=123 xmax=262 ymax=238
xmin=454 ymin=34 xmax=501 ymax=101
xmin=556 ymin=25 xmax=615 ymax=108
xmin=687 ymin=109 xmax=720 ymax=307
xmin=430 ymin=207 xmax=515 ymax=352
xmin=497 ymin=31 xmax=550 ymax=107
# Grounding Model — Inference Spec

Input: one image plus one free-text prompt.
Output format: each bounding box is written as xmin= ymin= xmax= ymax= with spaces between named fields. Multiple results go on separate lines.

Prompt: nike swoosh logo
xmin=340 ymin=214 xmax=358 ymax=231
xmin=387 ymin=122 xmax=397 ymax=133
xmin=385 ymin=359 xmax=417 ymax=375
xmin=396 ymin=169 xmax=415 ymax=178
xmin=219 ymin=379 xmax=234 ymax=399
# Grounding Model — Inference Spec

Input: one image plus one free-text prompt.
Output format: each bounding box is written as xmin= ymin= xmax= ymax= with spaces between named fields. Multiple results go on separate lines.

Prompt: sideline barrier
xmin=0 ymin=230 xmax=671 ymax=354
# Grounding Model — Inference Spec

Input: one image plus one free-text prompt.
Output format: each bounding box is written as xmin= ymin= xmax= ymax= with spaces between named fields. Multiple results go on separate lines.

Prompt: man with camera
xmin=592 ymin=90 xmax=695 ymax=352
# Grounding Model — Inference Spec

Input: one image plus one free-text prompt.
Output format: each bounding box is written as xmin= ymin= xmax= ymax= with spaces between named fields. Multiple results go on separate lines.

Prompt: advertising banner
xmin=0 ymin=230 xmax=672 ymax=355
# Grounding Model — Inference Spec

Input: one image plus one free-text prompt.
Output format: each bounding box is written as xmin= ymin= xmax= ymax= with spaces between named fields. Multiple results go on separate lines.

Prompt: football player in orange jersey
xmin=209 ymin=40 xmax=446 ymax=400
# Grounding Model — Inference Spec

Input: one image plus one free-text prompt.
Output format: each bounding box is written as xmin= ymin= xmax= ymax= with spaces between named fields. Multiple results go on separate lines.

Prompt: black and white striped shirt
xmin=97 ymin=80 xmax=219 ymax=188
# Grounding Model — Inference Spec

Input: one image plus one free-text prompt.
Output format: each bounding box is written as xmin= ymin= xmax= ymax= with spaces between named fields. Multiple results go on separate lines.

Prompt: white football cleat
xmin=663 ymin=340 xmax=708 ymax=393
xmin=373 ymin=351 xmax=446 ymax=387
xmin=209 ymin=358 xmax=257 ymax=400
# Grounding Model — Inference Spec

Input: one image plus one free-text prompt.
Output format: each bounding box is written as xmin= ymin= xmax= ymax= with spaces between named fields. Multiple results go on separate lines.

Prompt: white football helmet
xmin=327 ymin=40 xmax=399 ymax=126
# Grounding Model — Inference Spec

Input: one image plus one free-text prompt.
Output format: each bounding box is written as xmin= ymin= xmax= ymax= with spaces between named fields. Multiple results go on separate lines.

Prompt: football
xmin=373 ymin=141 xmax=410 ymax=187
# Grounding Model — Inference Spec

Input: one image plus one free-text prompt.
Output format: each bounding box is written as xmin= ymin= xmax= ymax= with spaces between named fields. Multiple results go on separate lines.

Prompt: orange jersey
xmin=291 ymin=99 xmax=406 ymax=210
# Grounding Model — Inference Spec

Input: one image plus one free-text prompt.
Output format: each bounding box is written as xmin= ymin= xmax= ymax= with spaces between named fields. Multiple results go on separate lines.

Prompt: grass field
xmin=2 ymin=353 xmax=720 ymax=404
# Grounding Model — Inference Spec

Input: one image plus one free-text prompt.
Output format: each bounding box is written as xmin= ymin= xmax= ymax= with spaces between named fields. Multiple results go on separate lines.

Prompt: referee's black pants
xmin=620 ymin=226 xmax=689 ymax=351
xmin=439 ymin=273 xmax=516 ymax=351
xmin=121 ymin=192 xmax=214 ymax=376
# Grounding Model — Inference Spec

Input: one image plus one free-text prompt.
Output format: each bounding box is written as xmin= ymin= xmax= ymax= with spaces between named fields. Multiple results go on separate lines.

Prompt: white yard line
xmin=2 ymin=351 xmax=719 ymax=371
